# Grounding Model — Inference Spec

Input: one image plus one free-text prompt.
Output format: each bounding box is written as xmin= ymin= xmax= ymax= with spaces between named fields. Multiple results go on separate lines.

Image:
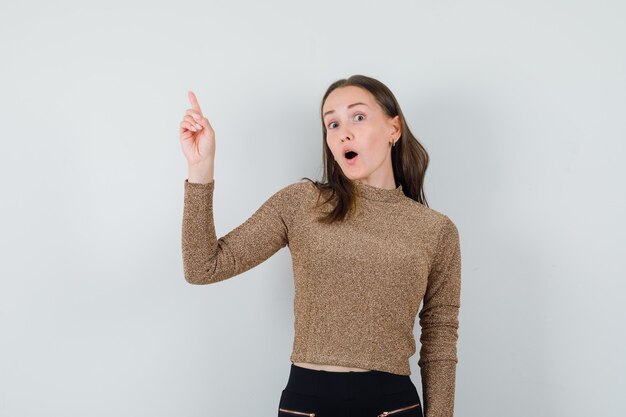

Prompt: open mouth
xmin=345 ymin=150 xmax=358 ymax=160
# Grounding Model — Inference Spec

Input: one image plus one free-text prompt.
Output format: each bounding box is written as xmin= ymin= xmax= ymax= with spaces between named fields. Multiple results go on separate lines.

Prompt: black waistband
xmin=285 ymin=363 xmax=415 ymax=401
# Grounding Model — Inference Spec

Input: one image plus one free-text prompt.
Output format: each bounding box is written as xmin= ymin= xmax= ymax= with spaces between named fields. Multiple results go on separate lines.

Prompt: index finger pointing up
xmin=188 ymin=90 xmax=203 ymax=115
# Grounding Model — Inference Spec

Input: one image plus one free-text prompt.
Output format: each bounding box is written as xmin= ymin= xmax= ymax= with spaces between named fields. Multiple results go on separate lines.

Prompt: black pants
xmin=278 ymin=363 xmax=423 ymax=417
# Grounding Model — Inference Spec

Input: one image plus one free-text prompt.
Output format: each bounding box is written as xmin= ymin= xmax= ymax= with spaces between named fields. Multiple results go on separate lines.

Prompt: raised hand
xmin=179 ymin=90 xmax=216 ymax=167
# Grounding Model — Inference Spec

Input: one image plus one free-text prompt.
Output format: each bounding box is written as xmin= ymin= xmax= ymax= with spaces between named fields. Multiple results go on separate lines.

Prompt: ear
xmin=390 ymin=115 xmax=401 ymax=138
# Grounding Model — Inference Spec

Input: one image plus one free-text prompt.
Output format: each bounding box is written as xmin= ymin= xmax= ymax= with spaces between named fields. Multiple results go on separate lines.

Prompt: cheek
xmin=328 ymin=144 xmax=342 ymax=160
xmin=362 ymin=143 xmax=388 ymax=165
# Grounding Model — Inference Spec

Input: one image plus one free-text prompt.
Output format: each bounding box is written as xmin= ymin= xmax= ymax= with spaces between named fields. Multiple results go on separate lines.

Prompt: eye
xmin=327 ymin=113 xmax=365 ymax=129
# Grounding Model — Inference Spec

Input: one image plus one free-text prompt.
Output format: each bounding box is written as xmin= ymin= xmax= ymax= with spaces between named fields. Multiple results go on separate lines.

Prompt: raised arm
xmin=178 ymin=90 xmax=291 ymax=284
xmin=418 ymin=215 xmax=462 ymax=417
xmin=181 ymin=179 xmax=291 ymax=284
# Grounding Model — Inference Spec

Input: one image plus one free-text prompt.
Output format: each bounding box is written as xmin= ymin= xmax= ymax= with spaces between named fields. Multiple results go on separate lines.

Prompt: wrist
xmin=187 ymin=163 xmax=214 ymax=184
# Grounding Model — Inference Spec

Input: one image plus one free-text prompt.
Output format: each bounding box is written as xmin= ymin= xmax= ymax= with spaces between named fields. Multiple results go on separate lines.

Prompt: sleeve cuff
xmin=185 ymin=178 xmax=215 ymax=193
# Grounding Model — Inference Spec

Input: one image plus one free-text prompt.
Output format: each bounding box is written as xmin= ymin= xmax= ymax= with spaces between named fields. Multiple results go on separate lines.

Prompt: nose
xmin=338 ymin=126 xmax=353 ymax=142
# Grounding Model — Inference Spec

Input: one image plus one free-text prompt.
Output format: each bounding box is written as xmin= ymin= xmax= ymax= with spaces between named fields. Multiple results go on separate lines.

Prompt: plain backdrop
xmin=1 ymin=1 xmax=625 ymax=416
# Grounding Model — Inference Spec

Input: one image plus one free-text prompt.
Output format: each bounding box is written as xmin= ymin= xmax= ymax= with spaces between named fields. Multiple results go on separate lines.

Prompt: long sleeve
xmin=181 ymin=179 xmax=291 ymax=285
xmin=418 ymin=215 xmax=462 ymax=417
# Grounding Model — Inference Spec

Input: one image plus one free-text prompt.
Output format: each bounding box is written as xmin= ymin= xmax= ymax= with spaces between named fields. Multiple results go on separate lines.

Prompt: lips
xmin=342 ymin=145 xmax=359 ymax=159
xmin=345 ymin=153 xmax=359 ymax=165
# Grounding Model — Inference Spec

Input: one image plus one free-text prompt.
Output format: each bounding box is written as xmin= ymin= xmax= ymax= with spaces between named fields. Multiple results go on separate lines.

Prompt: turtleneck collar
xmin=353 ymin=180 xmax=405 ymax=203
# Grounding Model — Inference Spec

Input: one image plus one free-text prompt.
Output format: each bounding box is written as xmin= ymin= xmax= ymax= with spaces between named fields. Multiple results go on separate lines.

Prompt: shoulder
xmin=426 ymin=207 xmax=459 ymax=238
xmin=401 ymin=197 xmax=450 ymax=223
xmin=262 ymin=179 xmax=319 ymax=211
xmin=270 ymin=178 xmax=317 ymax=199
xmin=402 ymin=198 xmax=460 ymax=238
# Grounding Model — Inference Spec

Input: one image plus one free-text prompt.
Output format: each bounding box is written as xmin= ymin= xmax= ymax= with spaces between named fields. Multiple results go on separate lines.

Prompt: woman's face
xmin=322 ymin=86 xmax=400 ymax=185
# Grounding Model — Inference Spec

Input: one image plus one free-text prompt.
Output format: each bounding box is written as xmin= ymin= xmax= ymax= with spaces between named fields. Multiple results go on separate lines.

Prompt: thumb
xmin=198 ymin=114 xmax=213 ymax=131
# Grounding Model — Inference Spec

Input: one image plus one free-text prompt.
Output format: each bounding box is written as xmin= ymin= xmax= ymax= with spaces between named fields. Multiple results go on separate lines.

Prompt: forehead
xmin=323 ymin=86 xmax=375 ymax=113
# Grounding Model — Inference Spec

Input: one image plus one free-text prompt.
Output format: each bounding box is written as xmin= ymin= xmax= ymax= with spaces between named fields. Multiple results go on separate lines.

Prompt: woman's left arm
xmin=418 ymin=215 xmax=462 ymax=417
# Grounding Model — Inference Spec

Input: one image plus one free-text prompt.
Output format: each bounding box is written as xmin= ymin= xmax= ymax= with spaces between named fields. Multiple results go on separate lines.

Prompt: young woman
xmin=179 ymin=75 xmax=462 ymax=417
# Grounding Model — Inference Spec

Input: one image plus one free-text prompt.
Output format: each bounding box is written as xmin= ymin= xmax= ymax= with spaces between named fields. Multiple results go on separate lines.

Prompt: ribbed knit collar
xmin=354 ymin=180 xmax=405 ymax=202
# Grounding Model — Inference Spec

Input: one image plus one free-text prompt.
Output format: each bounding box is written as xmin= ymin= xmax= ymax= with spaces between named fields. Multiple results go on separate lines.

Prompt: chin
xmin=344 ymin=173 xmax=366 ymax=181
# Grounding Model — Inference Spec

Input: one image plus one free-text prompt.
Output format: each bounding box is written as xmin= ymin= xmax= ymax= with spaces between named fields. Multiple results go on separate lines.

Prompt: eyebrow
xmin=323 ymin=102 xmax=369 ymax=118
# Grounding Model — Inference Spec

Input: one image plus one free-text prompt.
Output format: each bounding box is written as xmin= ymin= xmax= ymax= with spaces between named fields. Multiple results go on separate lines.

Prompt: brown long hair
xmin=301 ymin=74 xmax=430 ymax=224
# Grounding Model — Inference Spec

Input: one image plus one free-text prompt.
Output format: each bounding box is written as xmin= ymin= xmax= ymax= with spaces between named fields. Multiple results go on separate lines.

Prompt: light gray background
xmin=1 ymin=1 xmax=624 ymax=416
